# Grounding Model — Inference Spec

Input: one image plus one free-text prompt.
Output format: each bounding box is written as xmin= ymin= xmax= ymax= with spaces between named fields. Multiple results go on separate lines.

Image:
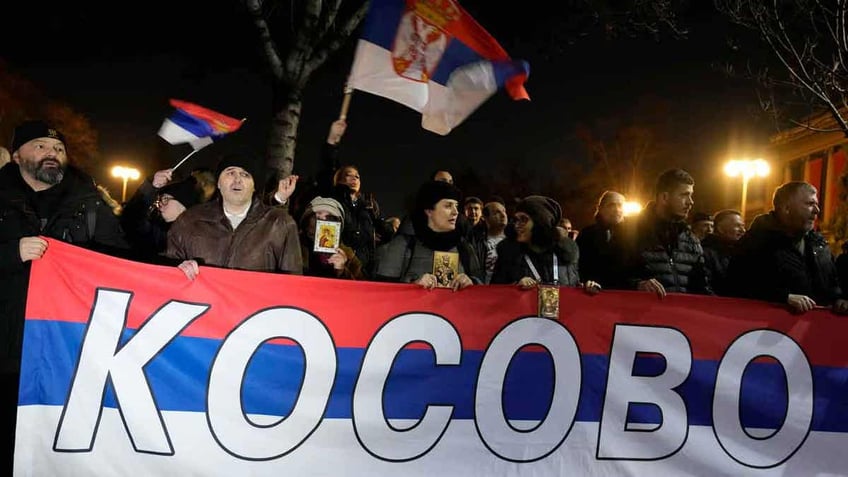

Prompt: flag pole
xmin=170 ymin=148 xmax=201 ymax=173
xmin=339 ymin=86 xmax=354 ymax=120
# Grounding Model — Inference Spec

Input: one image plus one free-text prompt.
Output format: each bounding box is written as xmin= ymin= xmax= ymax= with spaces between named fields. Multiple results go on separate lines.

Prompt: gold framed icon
xmin=432 ymin=251 xmax=459 ymax=288
xmin=314 ymin=220 xmax=341 ymax=253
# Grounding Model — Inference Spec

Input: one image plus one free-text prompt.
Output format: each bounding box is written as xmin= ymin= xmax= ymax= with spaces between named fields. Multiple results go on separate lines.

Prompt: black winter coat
xmin=0 ymin=163 xmax=128 ymax=369
xmin=618 ymin=204 xmax=711 ymax=294
xmin=575 ymin=220 xmax=624 ymax=288
xmin=701 ymin=233 xmax=736 ymax=296
xmin=491 ymin=237 xmax=581 ymax=286
xmin=728 ymin=212 xmax=842 ymax=305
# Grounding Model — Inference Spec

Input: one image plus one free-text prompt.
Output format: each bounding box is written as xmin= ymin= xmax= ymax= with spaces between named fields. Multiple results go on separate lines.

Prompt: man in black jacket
xmin=728 ymin=181 xmax=848 ymax=314
xmin=576 ymin=190 xmax=625 ymax=289
xmin=0 ymin=120 xmax=128 ymax=472
xmin=619 ymin=168 xmax=711 ymax=297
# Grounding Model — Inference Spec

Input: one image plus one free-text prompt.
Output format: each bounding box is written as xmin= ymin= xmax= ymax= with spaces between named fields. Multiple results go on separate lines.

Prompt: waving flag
xmin=347 ymin=0 xmax=529 ymax=135
xmin=158 ymin=99 xmax=244 ymax=150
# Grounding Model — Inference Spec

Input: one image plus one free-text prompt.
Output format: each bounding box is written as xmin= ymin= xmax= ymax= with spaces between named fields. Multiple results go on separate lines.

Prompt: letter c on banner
xmin=475 ymin=317 xmax=582 ymax=462
xmin=712 ymin=329 xmax=813 ymax=468
xmin=353 ymin=313 xmax=460 ymax=462
xmin=206 ymin=307 xmax=337 ymax=460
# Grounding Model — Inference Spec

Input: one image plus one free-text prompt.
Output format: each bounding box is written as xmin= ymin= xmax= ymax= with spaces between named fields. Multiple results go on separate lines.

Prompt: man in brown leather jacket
xmin=167 ymin=153 xmax=302 ymax=279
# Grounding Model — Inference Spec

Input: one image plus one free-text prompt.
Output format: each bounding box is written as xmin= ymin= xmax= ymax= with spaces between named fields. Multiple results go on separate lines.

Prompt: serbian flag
xmin=157 ymin=99 xmax=244 ymax=150
xmin=347 ymin=0 xmax=529 ymax=135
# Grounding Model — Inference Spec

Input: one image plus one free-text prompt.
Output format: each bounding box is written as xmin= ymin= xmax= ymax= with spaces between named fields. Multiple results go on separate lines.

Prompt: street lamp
xmin=724 ymin=159 xmax=769 ymax=220
xmin=111 ymin=166 xmax=140 ymax=203
xmin=623 ymin=201 xmax=643 ymax=217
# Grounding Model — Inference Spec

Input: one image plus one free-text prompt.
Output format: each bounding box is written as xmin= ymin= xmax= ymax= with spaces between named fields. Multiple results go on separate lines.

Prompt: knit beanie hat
xmin=516 ymin=195 xmax=562 ymax=230
xmin=215 ymin=153 xmax=262 ymax=182
xmin=301 ymin=196 xmax=345 ymax=226
xmin=159 ymin=176 xmax=203 ymax=209
xmin=11 ymin=120 xmax=65 ymax=153
xmin=414 ymin=180 xmax=462 ymax=212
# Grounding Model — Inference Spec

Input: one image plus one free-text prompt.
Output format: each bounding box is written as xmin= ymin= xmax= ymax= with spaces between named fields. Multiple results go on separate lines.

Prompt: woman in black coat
xmin=492 ymin=195 xmax=600 ymax=293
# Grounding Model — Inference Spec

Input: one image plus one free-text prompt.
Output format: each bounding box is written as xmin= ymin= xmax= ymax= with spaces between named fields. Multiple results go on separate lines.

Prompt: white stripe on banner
xmin=14 ymin=406 xmax=848 ymax=476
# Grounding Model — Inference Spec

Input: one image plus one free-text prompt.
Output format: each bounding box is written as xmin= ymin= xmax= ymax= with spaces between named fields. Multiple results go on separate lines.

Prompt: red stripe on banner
xmin=26 ymin=239 xmax=848 ymax=367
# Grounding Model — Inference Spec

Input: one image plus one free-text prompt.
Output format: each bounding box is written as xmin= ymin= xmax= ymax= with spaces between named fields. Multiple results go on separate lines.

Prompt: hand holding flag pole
xmin=339 ymin=86 xmax=354 ymax=120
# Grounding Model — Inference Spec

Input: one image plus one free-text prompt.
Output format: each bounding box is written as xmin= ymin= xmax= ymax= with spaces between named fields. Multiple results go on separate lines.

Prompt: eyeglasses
xmin=154 ymin=195 xmax=173 ymax=208
xmin=513 ymin=214 xmax=531 ymax=225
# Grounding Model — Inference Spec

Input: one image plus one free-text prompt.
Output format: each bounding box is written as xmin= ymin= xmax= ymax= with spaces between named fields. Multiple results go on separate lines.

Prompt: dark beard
xmin=24 ymin=158 xmax=65 ymax=185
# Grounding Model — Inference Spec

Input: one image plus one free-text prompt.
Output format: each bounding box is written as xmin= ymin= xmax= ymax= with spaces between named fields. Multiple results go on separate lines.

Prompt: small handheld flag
xmin=158 ymin=99 xmax=245 ymax=171
xmin=158 ymin=99 xmax=244 ymax=150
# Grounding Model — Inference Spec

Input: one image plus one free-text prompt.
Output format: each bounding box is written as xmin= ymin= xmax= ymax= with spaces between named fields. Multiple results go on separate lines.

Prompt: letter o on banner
xmin=475 ymin=317 xmax=581 ymax=462
xmin=207 ymin=308 xmax=337 ymax=460
xmin=713 ymin=330 xmax=813 ymax=468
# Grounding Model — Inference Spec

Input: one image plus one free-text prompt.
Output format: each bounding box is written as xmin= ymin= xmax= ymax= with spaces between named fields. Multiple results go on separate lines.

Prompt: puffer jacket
xmin=728 ymin=212 xmax=842 ymax=305
xmin=619 ymin=203 xmax=711 ymax=294
xmin=167 ymin=197 xmax=302 ymax=274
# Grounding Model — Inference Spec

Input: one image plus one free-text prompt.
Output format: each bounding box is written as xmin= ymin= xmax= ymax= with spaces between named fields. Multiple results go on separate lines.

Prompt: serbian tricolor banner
xmin=347 ymin=0 xmax=530 ymax=135
xmin=15 ymin=239 xmax=848 ymax=476
xmin=157 ymin=99 xmax=244 ymax=150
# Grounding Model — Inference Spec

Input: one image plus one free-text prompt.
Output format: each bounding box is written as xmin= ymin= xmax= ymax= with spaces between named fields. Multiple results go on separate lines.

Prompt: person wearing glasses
xmin=491 ymin=195 xmax=600 ymax=293
xmin=120 ymin=169 xmax=205 ymax=263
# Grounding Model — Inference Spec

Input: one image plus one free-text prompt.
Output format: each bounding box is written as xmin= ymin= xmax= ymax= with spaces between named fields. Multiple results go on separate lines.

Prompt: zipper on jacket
xmin=669 ymin=256 xmax=680 ymax=290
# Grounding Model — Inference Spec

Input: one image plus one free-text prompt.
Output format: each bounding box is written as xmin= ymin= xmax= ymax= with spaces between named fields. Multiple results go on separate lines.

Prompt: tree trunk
xmin=266 ymin=83 xmax=302 ymax=183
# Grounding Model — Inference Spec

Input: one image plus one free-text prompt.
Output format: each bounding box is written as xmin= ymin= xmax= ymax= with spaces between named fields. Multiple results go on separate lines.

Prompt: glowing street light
xmin=623 ymin=201 xmax=643 ymax=217
xmin=111 ymin=165 xmax=140 ymax=203
xmin=724 ymin=159 xmax=769 ymax=220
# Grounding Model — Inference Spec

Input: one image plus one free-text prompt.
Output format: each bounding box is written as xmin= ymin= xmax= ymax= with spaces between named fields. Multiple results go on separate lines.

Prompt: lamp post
xmin=111 ymin=166 xmax=140 ymax=203
xmin=723 ymin=159 xmax=769 ymax=220
xmin=623 ymin=201 xmax=643 ymax=217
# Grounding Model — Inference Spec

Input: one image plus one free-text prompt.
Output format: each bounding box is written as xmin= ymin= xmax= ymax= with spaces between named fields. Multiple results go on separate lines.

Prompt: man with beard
xmin=0 ymin=120 xmax=128 ymax=472
xmin=618 ymin=168 xmax=711 ymax=297
xmin=728 ymin=182 xmax=848 ymax=314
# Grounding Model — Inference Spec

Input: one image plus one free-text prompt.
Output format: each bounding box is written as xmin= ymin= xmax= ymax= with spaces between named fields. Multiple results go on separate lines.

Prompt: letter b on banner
xmin=598 ymin=325 xmax=691 ymax=460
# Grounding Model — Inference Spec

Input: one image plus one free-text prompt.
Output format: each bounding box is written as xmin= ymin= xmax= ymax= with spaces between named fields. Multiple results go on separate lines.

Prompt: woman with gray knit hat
xmin=376 ymin=180 xmax=484 ymax=289
xmin=491 ymin=195 xmax=600 ymax=293
xmin=299 ymin=196 xmax=363 ymax=279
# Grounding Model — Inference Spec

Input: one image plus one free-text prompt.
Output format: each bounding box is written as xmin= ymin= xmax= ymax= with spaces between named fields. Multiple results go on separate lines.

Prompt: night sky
xmin=1 ymin=1 xmax=775 ymax=223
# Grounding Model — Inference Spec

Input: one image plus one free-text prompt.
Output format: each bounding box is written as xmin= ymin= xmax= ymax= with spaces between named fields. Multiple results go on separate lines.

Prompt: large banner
xmin=15 ymin=239 xmax=848 ymax=476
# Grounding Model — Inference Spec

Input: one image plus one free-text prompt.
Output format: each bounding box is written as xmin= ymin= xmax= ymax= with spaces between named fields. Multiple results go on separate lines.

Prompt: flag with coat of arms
xmin=347 ymin=0 xmax=530 ymax=135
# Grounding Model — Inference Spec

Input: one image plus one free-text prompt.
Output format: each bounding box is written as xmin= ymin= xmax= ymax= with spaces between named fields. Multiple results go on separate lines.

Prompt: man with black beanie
xmin=166 ymin=152 xmax=302 ymax=279
xmin=0 ymin=119 xmax=129 ymax=473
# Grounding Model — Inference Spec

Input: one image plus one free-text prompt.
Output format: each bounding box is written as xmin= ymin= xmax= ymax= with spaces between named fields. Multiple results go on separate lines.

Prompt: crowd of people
xmin=1 ymin=118 xmax=847 ymax=471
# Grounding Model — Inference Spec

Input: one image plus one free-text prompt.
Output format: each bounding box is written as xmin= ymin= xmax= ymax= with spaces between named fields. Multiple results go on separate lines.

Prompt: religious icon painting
xmin=314 ymin=220 xmax=341 ymax=253
xmin=432 ymin=251 xmax=459 ymax=288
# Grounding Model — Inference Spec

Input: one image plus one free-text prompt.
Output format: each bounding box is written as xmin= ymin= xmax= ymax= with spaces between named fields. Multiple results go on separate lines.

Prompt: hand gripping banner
xmin=15 ymin=239 xmax=848 ymax=476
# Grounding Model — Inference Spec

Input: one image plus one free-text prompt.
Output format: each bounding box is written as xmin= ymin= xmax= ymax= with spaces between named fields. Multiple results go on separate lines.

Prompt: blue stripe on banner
xmin=19 ymin=320 xmax=848 ymax=432
xmin=169 ymin=110 xmax=215 ymax=139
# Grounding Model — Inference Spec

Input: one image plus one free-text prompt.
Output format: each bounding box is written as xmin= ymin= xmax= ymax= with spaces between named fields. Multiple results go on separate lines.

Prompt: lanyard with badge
xmin=525 ymin=254 xmax=560 ymax=319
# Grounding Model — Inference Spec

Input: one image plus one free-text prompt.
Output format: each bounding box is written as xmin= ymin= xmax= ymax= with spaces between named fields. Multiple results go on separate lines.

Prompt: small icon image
xmin=314 ymin=220 xmax=341 ymax=253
